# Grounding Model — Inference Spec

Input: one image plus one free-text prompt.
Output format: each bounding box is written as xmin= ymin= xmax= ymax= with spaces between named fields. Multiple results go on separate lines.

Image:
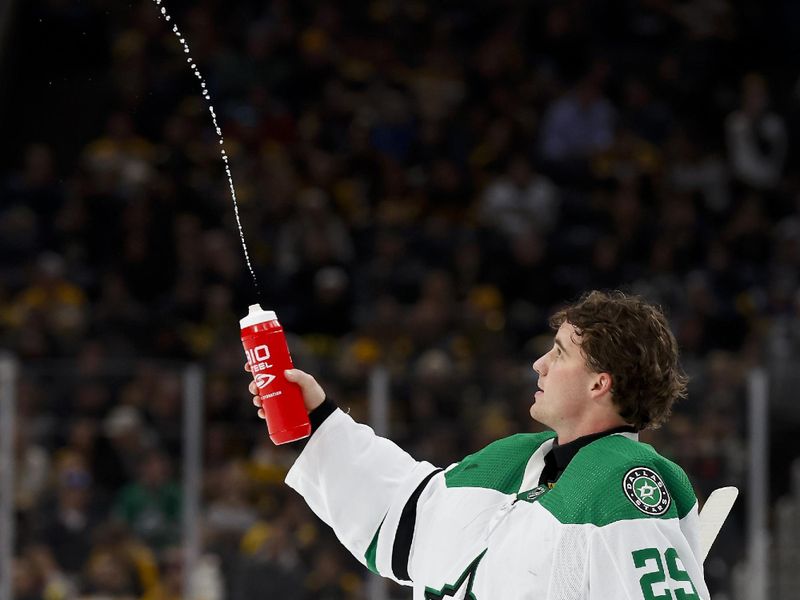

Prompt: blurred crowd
xmin=4 ymin=0 xmax=800 ymax=598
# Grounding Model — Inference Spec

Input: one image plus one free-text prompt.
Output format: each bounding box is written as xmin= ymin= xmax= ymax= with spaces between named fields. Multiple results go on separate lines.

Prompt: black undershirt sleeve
xmin=289 ymin=397 xmax=337 ymax=451
xmin=308 ymin=397 xmax=337 ymax=433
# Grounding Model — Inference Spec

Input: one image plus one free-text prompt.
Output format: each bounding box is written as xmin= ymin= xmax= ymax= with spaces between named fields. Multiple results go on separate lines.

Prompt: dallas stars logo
xmin=623 ymin=467 xmax=671 ymax=516
xmin=424 ymin=550 xmax=487 ymax=600
xmin=636 ymin=480 xmax=658 ymax=501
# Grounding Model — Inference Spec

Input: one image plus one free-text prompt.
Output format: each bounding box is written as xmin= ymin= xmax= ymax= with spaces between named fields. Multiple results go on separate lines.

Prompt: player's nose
xmin=533 ymin=355 xmax=546 ymax=376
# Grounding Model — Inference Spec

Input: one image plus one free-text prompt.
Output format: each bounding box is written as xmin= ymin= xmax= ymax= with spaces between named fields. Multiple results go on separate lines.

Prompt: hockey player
xmin=247 ymin=290 xmax=709 ymax=599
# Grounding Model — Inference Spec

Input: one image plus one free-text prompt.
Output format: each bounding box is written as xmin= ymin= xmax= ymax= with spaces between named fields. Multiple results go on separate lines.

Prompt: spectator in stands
xmin=114 ymin=449 xmax=182 ymax=550
xmin=726 ymin=73 xmax=787 ymax=191
xmin=33 ymin=451 xmax=101 ymax=575
xmin=539 ymin=69 xmax=615 ymax=168
xmin=230 ymin=520 xmax=305 ymax=600
xmin=480 ymin=155 xmax=560 ymax=237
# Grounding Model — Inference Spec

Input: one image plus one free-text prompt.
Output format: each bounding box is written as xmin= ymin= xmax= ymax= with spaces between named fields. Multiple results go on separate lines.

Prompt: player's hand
xmin=246 ymin=362 xmax=326 ymax=417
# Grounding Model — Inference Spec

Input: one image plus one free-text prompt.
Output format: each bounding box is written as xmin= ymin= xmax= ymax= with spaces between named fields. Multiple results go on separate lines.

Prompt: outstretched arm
xmin=247 ymin=364 xmax=439 ymax=585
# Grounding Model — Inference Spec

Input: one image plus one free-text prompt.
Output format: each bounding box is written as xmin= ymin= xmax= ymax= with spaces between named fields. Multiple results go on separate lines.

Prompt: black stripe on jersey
xmin=392 ymin=468 xmax=443 ymax=582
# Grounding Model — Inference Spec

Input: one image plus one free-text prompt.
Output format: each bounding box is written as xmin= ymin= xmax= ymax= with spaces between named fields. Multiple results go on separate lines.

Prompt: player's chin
xmin=530 ymin=392 xmax=548 ymax=416
xmin=529 ymin=391 xmax=543 ymax=412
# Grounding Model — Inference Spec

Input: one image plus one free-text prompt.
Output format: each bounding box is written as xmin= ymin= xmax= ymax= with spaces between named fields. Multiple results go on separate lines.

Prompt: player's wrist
xmin=308 ymin=397 xmax=337 ymax=433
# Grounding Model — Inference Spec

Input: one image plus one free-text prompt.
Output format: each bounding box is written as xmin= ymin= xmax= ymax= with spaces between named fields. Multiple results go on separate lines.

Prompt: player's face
xmin=530 ymin=322 xmax=597 ymax=430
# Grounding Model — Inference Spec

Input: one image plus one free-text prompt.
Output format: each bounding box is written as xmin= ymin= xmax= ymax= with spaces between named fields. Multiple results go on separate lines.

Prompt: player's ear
xmin=589 ymin=372 xmax=612 ymax=398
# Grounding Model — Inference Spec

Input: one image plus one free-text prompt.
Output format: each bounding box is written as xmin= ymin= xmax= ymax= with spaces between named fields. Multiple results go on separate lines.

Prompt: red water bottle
xmin=240 ymin=304 xmax=311 ymax=444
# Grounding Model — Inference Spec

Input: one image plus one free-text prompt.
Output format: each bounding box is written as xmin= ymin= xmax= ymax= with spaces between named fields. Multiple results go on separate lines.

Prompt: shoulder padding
xmin=445 ymin=432 xmax=557 ymax=494
xmin=539 ymin=434 xmax=697 ymax=526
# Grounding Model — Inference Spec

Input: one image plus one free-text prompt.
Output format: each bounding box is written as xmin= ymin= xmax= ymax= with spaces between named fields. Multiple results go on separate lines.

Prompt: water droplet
xmin=150 ymin=0 xmax=259 ymax=292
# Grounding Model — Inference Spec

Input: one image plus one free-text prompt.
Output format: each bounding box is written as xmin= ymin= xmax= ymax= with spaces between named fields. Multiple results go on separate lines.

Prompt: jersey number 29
xmin=631 ymin=547 xmax=699 ymax=600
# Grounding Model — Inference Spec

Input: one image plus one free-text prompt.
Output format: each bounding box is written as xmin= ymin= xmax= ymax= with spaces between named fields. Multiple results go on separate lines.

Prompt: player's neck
xmin=555 ymin=415 xmax=629 ymax=445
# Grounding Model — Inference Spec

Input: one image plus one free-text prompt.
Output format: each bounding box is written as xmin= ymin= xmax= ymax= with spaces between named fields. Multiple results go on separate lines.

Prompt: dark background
xmin=3 ymin=1 xmax=800 ymax=599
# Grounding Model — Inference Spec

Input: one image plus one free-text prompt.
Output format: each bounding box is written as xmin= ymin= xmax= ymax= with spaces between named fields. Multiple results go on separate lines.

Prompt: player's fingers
xmin=248 ymin=380 xmax=258 ymax=395
xmin=252 ymin=395 xmax=260 ymax=407
xmin=257 ymin=408 xmax=265 ymax=419
xmin=244 ymin=361 xmax=251 ymax=373
xmin=285 ymin=368 xmax=318 ymax=387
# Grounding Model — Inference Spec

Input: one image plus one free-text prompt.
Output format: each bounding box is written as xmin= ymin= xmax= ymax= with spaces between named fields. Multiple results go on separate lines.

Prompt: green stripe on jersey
xmin=364 ymin=520 xmax=383 ymax=575
xmin=445 ymin=432 xmax=557 ymax=494
xmin=539 ymin=435 xmax=697 ymax=527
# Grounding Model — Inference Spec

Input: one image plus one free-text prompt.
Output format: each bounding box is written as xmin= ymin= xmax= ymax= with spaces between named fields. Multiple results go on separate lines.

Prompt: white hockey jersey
xmin=286 ymin=407 xmax=709 ymax=599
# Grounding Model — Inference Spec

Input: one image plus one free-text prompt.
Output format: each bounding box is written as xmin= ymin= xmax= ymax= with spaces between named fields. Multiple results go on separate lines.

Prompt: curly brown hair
xmin=549 ymin=290 xmax=688 ymax=430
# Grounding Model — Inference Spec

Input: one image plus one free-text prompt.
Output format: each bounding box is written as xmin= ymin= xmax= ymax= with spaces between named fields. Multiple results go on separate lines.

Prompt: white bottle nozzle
xmin=240 ymin=304 xmax=278 ymax=329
